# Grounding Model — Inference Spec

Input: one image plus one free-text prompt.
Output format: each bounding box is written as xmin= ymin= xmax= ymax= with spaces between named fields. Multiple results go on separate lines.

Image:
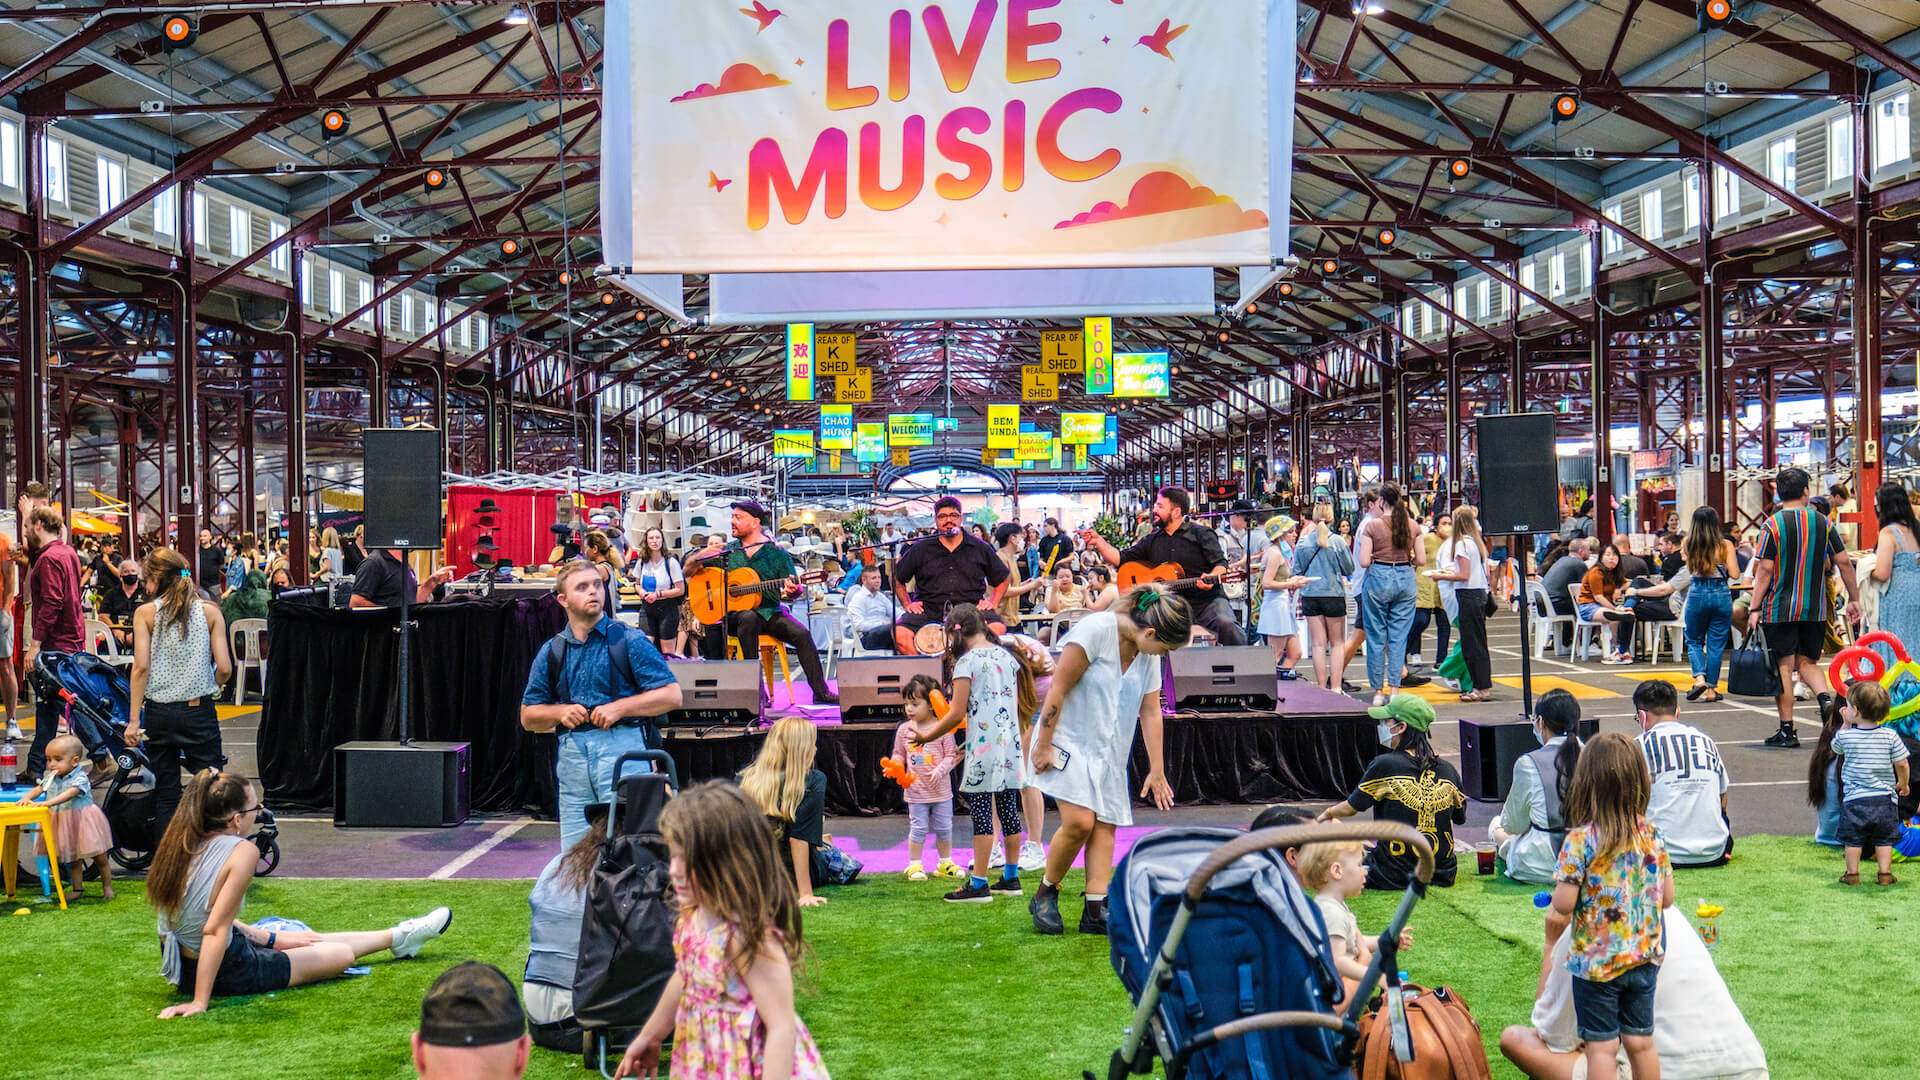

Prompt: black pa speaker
xmin=1458 ymin=719 xmax=1537 ymax=801
xmin=836 ymin=656 xmax=942 ymax=720
xmin=363 ymin=427 xmax=444 ymax=549
xmin=333 ymin=740 xmax=470 ymax=827
xmin=661 ymin=659 xmax=763 ymax=726
xmin=1162 ymin=645 xmax=1279 ymax=711
xmin=1475 ymin=412 xmax=1560 ymax=535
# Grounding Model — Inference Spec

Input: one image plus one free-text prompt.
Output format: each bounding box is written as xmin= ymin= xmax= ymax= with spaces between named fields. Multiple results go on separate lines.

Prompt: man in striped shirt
xmin=1745 ymin=467 xmax=1861 ymax=748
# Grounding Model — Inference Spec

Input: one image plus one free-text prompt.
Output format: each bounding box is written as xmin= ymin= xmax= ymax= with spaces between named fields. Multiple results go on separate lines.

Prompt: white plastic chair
xmin=83 ymin=617 xmax=125 ymax=664
xmin=1567 ymin=586 xmax=1606 ymax=661
xmin=1525 ymin=582 xmax=1573 ymax=659
xmin=229 ymin=618 xmax=267 ymax=703
xmin=1641 ymin=619 xmax=1686 ymax=664
xmin=818 ymin=608 xmax=846 ymax=677
xmin=1046 ymin=607 xmax=1090 ymax=645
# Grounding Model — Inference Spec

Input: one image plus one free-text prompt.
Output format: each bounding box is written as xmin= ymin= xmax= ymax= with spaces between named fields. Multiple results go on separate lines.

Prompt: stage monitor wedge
xmin=1475 ymin=412 xmax=1560 ymax=535
xmin=837 ymin=657 xmax=942 ymax=720
xmin=1163 ymin=646 xmax=1279 ymax=712
xmin=363 ymin=427 xmax=444 ymax=549
xmin=661 ymin=659 xmax=762 ymax=726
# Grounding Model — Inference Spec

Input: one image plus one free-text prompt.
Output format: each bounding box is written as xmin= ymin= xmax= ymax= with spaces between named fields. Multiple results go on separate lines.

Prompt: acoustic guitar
xmin=1114 ymin=562 xmax=1248 ymax=593
xmin=686 ymin=565 xmax=828 ymax=625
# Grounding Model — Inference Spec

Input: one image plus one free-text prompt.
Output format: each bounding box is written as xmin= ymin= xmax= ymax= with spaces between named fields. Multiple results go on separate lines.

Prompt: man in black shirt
xmin=890 ymin=496 xmax=1010 ymax=653
xmin=98 ymin=558 xmax=147 ymax=651
xmin=1035 ymin=518 xmax=1073 ymax=576
xmin=1656 ymin=532 xmax=1685 ymax=580
xmin=350 ymin=548 xmax=455 ymax=609
xmin=1081 ymin=486 xmax=1245 ymax=644
xmin=197 ymin=529 xmax=226 ymax=597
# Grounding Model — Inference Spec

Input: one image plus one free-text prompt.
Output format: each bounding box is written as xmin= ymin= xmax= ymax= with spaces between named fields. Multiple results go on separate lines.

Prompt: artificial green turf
xmin=0 ymin=836 xmax=1904 ymax=1078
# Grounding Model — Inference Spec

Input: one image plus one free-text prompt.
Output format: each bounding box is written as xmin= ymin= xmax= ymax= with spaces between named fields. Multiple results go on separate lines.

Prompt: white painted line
xmin=1728 ymin=780 xmax=1804 ymax=787
xmin=428 ymin=817 xmax=533 ymax=880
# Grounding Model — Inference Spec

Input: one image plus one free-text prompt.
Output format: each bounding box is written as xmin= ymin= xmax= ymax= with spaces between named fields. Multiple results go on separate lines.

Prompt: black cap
xmin=732 ymin=499 xmax=770 ymax=525
xmin=417 ymin=961 xmax=525 ymax=1048
xmin=549 ymin=520 xmax=575 ymax=537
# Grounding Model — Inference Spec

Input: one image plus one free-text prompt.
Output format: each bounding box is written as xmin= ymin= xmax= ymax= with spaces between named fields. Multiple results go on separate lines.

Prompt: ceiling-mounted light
xmin=1217 ymin=330 xmax=1230 ymax=344
xmin=504 ymin=4 xmax=531 ymax=26
xmin=1449 ymin=157 xmax=1471 ymax=179
xmin=600 ymin=291 xmax=616 ymax=305
xmin=1278 ymin=281 xmax=1295 ymax=297
xmin=1246 ymin=302 xmax=1260 ymax=314
xmin=498 ymin=238 xmax=520 ymax=256
xmin=1551 ymin=93 xmax=1580 ymax=124
xmin=708 ymin=371 xmax=719 ymax=380
xmin=558 ymin=270 xmax=573 ymax=286
xmin=1698 ymin=0 xmax=1732 ymax=30
xmin=161 ymin=15 xmax=198 ymax=51
xmin=1375 ymin=227 xmax=1397 ymax=247
xmin=1321 ymin=258 xmax=1338 ymax=275
xmin=423 ymin=167 xmax=451 ymax=192
xmin=320 ymin=108 xmax=350 ymax=139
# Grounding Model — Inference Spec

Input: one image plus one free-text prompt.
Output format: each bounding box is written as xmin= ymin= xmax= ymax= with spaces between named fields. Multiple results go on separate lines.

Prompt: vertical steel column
xmin=369 ymin=279 xmax=389 ymax=428
xmin=55 ymin=376 xmax=71 ymax=523
xmin=14 ymin=116 xmax=50 ymax=511
xmin=286 ymin=250 xmax=310 ymax=584
xmin=237 ymin=392 xmax=256 ymax=535
xmin=117 ymin=406 xmax=138 ymax=559
xmin=1591 ymin=250 xmax=1614 ymax=545
xmin=1444 ymin=344 xmax=1461 ymax=506
xmin=1853 ymin=91 xmax=1883 ymax=537
xmin=174 ymin=179 xmax=201 ymax=554
xmin=1698 ymin=148 xmax=1727 ymax=516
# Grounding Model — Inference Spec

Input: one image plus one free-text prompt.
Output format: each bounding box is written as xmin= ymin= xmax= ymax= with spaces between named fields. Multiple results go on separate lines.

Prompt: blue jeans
xmin=554 ymin=724 xmax=656 ymax=850
xmin=1362 ymin=564 xmax=1416 ymax=691
xmin=1684 ymin=578 xmax=1733 ymax=687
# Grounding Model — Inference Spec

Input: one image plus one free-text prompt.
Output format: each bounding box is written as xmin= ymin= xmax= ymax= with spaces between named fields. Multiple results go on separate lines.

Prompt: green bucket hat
xmin=1367 ymin=692 xmax=1434 ymax=731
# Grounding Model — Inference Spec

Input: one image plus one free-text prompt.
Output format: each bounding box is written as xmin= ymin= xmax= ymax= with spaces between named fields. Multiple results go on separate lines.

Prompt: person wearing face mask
xmin=1316 ymin=694 xmax=1466 ymax=889
xmin=1488 ymin=689 xmax=1586 ymax=886
xmin=99 ymin=557 xmax=149 ymax=651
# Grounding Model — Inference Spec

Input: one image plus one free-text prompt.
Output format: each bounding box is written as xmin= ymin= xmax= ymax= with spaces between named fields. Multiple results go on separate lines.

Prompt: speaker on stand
xmin=1474 ymin=413 xmax=1560 ymax=723
xmin=337 ymin=427 xmax=469 ymax=828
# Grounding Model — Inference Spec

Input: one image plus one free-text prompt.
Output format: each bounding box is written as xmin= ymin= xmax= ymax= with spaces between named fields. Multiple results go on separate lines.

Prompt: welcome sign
xmin=618 ymin=0 xmax=1271 ymax=273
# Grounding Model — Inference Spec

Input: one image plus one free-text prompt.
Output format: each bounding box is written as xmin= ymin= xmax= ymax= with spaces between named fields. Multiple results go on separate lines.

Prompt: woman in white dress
xmin=1027 ymin=584 xmax=1192 ymax=936
xmin=1255 ymin=515 xmax=1307 ymax=676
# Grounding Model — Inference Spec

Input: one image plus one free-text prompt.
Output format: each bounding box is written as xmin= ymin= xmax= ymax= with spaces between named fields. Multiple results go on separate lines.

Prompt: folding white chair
xmin=230 ymin=618 xmax=268 ymax=703
xmin=83 ymin=617 xmax=126 ymax=665
xmin=1641 ymin=619 xmax=1686 ymax=665
xmin=1046 ymin=607 xmax=1090 ymax=646
xmin=1525 ymin=582 xmax=1573 ymax=659
xmin=1568 ymin=586 xmax=1607 ymax=661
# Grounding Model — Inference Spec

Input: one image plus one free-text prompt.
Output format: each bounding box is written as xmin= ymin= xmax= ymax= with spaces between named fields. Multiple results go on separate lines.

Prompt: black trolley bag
xmin=575 ymin=749 xmax=680 ymax=1073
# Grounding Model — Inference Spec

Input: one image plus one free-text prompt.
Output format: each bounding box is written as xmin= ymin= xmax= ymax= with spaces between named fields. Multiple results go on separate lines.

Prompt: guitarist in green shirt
xmin=686 ymin=500 xmax=838 ymax=705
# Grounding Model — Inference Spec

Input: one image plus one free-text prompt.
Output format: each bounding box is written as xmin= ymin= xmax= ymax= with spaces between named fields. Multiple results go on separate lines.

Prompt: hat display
xmin=417 ymin=961 xmax=526 ymax=1048
xmin=472 ymin=552 xmax=496 ymax=568
xmin=473 ymin=534 xmax=498 ymax=552
xmin=1367 ymin=693 xmax=1435 ymax=732
xmin=475 ymin=498 xmax=501 ymax=514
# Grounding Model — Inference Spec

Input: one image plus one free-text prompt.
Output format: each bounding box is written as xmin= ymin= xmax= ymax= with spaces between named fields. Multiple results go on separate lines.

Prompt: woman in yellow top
xmin=1410 ymin=515 xmax=1451 ymax=667
xmin=1046 ymin=566 xmax=1089 ymax=613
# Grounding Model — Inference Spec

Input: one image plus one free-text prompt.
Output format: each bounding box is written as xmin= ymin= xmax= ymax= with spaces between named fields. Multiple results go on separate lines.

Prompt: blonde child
xmin=14 ymin=733 xmax=114 ymax=899
xmin=1832 ymin=680 xmax=1911 ymax=886
xmin=1297 ymin=839 xmax=1413 ymax=998
xmin=893 ymin=674 xmax=960 ymax=881
xmin=909 ymin=603 xmax=1034 ymax=904
xmin=1550 ymin=732 xmax=1673 ymax=1080
xmin=613 ymin=782 xmax=830 ymax=1080
xmin=1028 ymin=584 xmax=1190 ymax=936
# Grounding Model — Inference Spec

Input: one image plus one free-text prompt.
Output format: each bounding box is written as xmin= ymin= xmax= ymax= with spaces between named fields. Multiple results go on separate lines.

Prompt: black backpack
xmin=573 ymin=752 xmax=679 ymax=1064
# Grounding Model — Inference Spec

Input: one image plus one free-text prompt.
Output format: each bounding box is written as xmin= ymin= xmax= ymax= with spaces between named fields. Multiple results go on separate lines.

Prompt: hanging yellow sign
xmin=1016 ymin=430 xmax=1052 ymax=461
xmin=986 ymin=404 xmax=1020 ymax=448
xmin=819 ymin=404 xmax=854 ymax=449
xmin=1084 ymin=316 xmax=1114 ymax=395
xmin=1021 ymin=367 xmax=1058 ymax=402
xmin=816 ymin=332 xmax=857 ymax=375
xmin=828 ymin=449 xmax=842 ymax=471
xmin=1040 ymin=329 xmax=1084 ymax=373
xmin=773 ymin=429 xmax=815 ymax=458
xmin=891 ymin=447 xmax=911 ymax=467
xmin=1074 ymin=444 xmax=1089 ymax=470
xmin=834 ymin=368 xmax=872 ymax=403
xmin=980 ymin=447 xmax=996 ymax=466
xmin=785 ymin=323 xmax=814 ymax=401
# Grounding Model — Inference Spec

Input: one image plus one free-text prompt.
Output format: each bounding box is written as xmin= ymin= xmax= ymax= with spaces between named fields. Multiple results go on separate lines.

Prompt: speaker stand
xmin=396 ymin=573 xmax=415 ymax=744
xmin=1512 ymin=547 xmax=1536 ymax=722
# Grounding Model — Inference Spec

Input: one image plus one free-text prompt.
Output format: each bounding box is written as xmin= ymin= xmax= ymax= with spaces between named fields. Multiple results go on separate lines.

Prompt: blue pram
xmin=29 ymin=651 xmax=131 ymax=764
xmin=1099 ymin=822 xmax=1435 ymax=1080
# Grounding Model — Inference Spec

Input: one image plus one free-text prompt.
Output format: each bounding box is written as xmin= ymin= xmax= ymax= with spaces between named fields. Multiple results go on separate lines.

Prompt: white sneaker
xmin=987 ymin=842 xmax=1006 ymax=869
xmin=1407 ymin=654 xmax=1424 ymax=669
xmin=1018 ymin=841 xmax=1045 ymax=872
xmin=1794 ymin=681 xmax=1812 ymax=702
xmin=390 ymin=906 xmax=453 ymax=958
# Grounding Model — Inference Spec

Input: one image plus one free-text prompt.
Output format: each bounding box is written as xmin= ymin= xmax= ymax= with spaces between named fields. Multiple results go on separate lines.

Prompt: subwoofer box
xmin=1459 ymin=720 xmax=1538 ymax=802
xmin=1163 ymin=645 xmax=1279 ymax=711
xmin=836 ymin=656 xmax=942 ymax=719
xmin=661 ymin=659 xmax=763 ymax=726
xmin=333 ymin=740 xmax=471 ymax=827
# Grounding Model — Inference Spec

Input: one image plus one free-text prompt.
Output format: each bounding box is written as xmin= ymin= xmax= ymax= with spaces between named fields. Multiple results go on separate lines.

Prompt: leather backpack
xmin=1353 ymin=982 xmax=1494 ymax=1080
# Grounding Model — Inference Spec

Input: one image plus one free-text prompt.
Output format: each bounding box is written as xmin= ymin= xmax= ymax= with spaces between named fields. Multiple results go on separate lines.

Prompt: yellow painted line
xmin=1609 ymin=671 xmax=1726 ymax=693
xmin=7 ymin=703 xmax=256 ymax=732
xmin=1399 ymin=682 xmax=1466 ymax=704
xmin=1492 ymin=674 xmax=1621 ymax=699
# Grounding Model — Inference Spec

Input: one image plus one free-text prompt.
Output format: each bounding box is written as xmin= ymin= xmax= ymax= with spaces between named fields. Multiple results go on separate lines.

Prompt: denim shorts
xmin=176 ymin=926 xmax=293 ymax=999
xmin=1570 ymin=961 xmax=1658 ymax=1042
xmin=1838 ymin=797 xmax=1902 ymax=847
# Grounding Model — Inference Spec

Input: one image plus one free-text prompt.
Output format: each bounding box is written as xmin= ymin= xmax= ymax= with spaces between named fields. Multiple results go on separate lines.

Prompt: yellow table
xmin=0 ymin=803 xmax=68 ymax=909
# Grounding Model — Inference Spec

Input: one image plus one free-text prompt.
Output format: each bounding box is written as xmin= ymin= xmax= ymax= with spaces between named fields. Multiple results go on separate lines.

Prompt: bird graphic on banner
xmin=740 ymin=1 xmax=783 ymax=32
xmin=1137 ymin=18 xmax=1188 ymax=61
xmin=708 ymin=171 xmax=733 ymax=193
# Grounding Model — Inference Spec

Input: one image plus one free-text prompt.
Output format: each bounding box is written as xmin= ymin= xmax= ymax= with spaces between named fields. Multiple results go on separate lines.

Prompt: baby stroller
xmin=574 ymin=749 xmax=679 ymax=1076
xmin=29 ymin=651 xmax=281 ymax=876
xmin=1099 ymin=821 xmax=1435 ymax=1080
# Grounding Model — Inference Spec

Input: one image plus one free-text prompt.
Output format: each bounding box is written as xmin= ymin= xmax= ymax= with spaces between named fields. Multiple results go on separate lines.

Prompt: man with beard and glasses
xmin=889 ymin=496 xmax=1011 ymax=654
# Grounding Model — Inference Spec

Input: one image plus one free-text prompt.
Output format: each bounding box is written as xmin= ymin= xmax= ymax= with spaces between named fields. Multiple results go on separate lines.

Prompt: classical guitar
xmin=1114 ymin=562 xmax=1249 ymax=593
xmin=686 ymin=565 xmax=829 ymax=625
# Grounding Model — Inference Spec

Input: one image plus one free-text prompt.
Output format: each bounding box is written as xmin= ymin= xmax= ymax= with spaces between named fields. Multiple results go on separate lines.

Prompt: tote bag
xmin=1726 ymin=635 xmax=1783 ymax=698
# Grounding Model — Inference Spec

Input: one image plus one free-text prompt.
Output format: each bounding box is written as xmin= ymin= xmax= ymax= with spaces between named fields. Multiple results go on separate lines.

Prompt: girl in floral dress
xmin=614 ymin=781 xmax=830 ymax=1080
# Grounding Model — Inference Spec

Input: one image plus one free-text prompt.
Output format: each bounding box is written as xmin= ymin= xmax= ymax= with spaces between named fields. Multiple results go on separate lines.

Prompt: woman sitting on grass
xmin=148 ymin=770 xmax=453 ymax=1017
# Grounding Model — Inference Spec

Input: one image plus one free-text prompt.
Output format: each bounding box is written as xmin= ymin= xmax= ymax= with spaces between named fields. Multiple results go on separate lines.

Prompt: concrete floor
xmin=20 ymin=609 xmax=1817 ymax=881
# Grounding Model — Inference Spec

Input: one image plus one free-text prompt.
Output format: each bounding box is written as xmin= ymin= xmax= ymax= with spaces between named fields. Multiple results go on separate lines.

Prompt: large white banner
xmin=614 ymin=0 xmax=1272 ymax=274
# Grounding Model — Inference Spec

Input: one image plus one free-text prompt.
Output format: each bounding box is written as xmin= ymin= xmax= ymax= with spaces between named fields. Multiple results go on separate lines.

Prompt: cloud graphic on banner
xmin=1054 ymin=171 xmax=1269 ymax=240
xmin=670 ymin=63 xmax=790 ymax=103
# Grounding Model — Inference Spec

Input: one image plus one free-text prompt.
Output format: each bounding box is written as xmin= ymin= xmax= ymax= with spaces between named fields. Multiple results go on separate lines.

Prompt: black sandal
xmin=1685 ymin=684 xmax=1707 ymax=701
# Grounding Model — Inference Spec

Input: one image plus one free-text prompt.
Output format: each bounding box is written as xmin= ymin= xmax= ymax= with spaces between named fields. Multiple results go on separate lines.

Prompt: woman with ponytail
xmin=1025 ymin=584 xmax=1192 ymax=936
xmin=125 ymin=548 xmax=234 ymax=838
xmin=148 ymin=770 xmax=453 ymax=1017
xmin=1488 ymin=689 xmax=1586 ymax=885
xmin=1354 ymin=483 xmax=1426 ymax=707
